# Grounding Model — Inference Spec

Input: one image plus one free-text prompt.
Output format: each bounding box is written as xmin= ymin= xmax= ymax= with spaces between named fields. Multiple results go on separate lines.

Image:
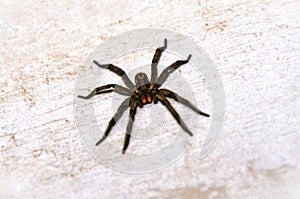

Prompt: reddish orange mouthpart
xmin=142 ymin=96 xmax=147 ymax=104
xmin=146 ymin=94 xmax=152 ymax=103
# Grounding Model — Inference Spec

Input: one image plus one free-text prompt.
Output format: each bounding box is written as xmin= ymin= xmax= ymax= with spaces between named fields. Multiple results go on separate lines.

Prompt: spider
xmin=78 ymin=39 xmax=209 ymax=154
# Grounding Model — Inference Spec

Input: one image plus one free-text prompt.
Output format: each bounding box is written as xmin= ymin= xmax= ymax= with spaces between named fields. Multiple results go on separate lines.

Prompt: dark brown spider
xmin=78 ymin=39 xmax=209 ymax=154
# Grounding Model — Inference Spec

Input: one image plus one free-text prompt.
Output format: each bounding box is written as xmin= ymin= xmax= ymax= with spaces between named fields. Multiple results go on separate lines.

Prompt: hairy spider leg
xmin=156 ymin=94 xmax=193 ymax=136
xmin=122 ymin=101 xmax=138 ymax=154
xmin=159 ymin=89 xmax=210 ymax=117
xmin=78 ymin=84 xmax=131 ymax=99
xmin=95 ymin=98 xmax=131 ymax=146
xmin=157 ymin=54 xmax=192 ymax=86
xmin=151 ymin=38 xmax=167 ymax=83
xmin=93 ymin=60 xmax=135 ymax=90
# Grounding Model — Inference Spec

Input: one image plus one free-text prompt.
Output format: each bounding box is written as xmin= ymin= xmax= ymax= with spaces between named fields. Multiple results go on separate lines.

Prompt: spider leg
xmin=157 ymin=54 xmax=192 ymax=86
xmin=122 ymin=101 xmax=138 ymax=154
xmin=151 ymin=38 xmax=167 ymax=83
xmin=78 ymin=84 xmax=131 ymax=99
xmin=156 ymin=94 xmax=193 ymax=136
xmin=95 ymin=98 xmax=131 ymax=146
xmin=93 ymin=60 xmax=135 ymax=90
xmin=159 ymin=89 xmax=209 ymax=117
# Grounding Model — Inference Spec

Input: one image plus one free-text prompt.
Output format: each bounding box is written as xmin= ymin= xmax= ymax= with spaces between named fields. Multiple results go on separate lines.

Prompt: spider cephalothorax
xmin=78 ymin=39 xmax=209 ymax=154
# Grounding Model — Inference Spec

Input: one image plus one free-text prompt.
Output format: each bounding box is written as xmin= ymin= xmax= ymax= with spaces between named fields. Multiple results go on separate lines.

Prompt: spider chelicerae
xmin=78 ymin=39 xmax=209 ymax=154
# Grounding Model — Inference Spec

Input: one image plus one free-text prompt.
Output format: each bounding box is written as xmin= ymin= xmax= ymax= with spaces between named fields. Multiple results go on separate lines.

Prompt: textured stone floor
xmin=0 ymin=0 xmax=299 ymax=198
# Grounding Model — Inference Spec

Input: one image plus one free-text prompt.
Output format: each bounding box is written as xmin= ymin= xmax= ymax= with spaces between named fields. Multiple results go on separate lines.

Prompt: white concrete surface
xmin=0 ymin=0 xmax=299 ymax=198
